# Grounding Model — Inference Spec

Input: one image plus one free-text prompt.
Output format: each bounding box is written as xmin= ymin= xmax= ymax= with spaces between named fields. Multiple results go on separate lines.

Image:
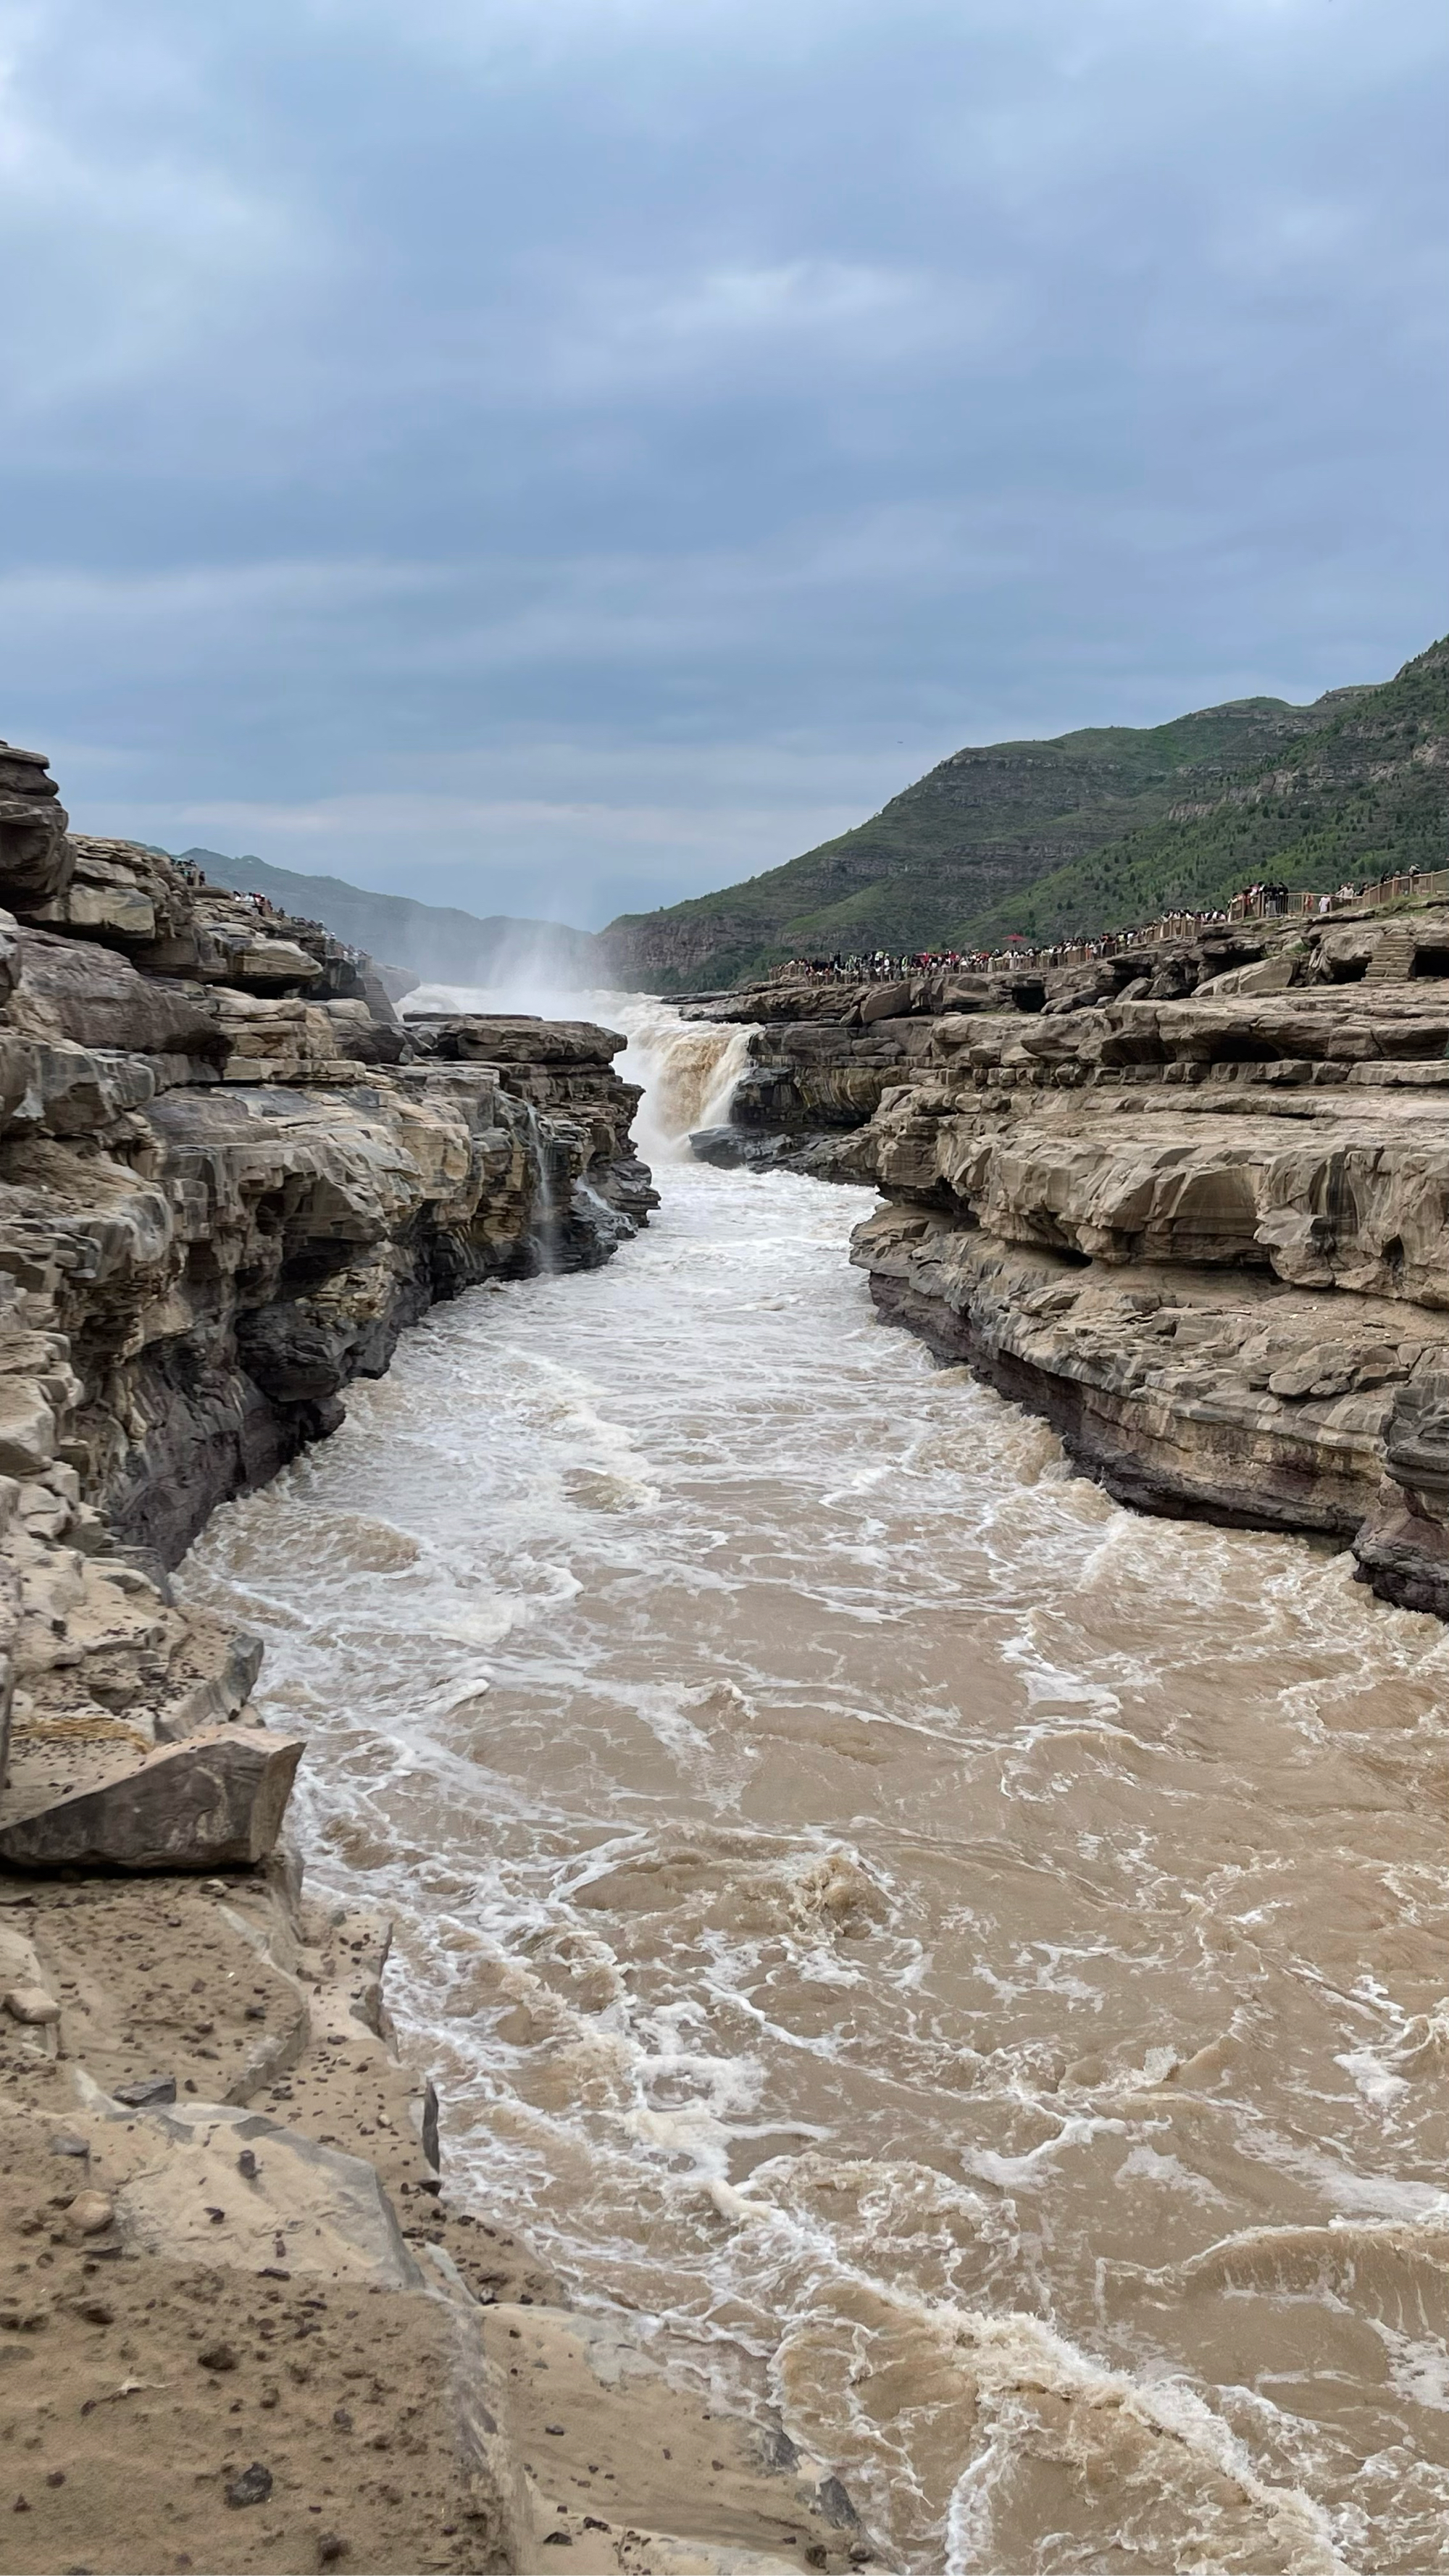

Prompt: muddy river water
xmin=180 ymin=998 xmax=1449 ymax=2574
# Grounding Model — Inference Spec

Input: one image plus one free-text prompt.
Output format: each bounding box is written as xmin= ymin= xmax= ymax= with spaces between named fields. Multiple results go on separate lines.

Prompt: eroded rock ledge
xmin=687 ymin=905 xmax=1449 ymax=1620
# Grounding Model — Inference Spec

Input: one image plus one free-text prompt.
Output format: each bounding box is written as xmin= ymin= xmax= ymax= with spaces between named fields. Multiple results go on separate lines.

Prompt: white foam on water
xmin=178 ymin=995 xmax=1449 ymax=2573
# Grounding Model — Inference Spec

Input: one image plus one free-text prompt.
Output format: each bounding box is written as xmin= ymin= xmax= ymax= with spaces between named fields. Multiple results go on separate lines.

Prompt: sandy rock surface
xmin=0 ymin=1870 xmax=878 ymax=2574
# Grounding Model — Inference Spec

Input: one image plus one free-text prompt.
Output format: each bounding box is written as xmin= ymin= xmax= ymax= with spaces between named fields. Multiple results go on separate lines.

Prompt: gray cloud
xmin=1 ymin=0 xmax=1445 ymax=924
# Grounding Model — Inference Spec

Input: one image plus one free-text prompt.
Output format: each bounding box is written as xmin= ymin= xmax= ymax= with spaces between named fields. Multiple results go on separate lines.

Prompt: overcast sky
xmin=1 ymin=0 xmax=1445 ymax=927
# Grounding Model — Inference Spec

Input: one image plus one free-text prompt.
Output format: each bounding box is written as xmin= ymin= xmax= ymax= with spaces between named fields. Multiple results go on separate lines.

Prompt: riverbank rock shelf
xmin=686 ymin=908 xmax=1449 ymax=1619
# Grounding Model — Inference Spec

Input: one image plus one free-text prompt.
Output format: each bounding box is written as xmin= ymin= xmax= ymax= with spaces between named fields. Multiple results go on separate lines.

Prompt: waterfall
xmin=614 ymin=1005 xmax=758 ymax=1155
xmin=398 ymin=978 xmax=756 ymax=1167
xmin=522 ymin=1099 xmax=558 ymax=1268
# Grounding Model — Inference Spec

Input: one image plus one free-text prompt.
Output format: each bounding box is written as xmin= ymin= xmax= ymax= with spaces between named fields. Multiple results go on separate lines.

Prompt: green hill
xmin=597 ymin=649 xmax=1449 ymax=989
xmin=977 ymin=633 xmax=1449 ymax=949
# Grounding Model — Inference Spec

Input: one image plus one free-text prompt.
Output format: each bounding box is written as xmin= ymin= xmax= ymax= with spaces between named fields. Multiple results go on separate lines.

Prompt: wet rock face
xmin=1350 ymin=1378 xmax=1449 ymax=1615
xmin=694 ymin=924 xmax=1449 ymax=1619
xmin=0 ymin=748 xmax=654 ymax=1868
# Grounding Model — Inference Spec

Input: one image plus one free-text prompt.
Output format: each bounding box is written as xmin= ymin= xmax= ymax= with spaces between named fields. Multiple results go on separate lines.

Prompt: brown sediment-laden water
xmin=180 ymin=995 xmax=1449 ymax=2575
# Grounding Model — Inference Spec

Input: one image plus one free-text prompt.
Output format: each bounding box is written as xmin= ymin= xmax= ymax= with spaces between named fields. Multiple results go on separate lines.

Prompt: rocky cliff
xmin=0 ymin=736 xmax=656 ymax=1871
xmin=686 ymin=901 xmax=1449 ymax=1623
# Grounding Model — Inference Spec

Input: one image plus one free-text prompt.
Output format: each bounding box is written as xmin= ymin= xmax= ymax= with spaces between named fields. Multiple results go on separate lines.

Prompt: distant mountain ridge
xmin=177 ymin=849 xmax=601 ymax=987
xmin=598 ymin=640 xmax=1448 ymax=989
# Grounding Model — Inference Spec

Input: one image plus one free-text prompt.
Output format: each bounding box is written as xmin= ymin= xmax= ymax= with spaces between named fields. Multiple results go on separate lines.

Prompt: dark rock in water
xmin=756 ymin=2422 xmax=800 ymax=2471
xmin=690 ymin=1124 xmax=871 ymax=1182
xmin=1352 ymin=1376 xmax=1449 ymax=1615
xmin=421 ymin=2078 xmax=440 ymax=2172
xmin=818 ymin=2475 xmax=861 ymax=2527
xmin=690 ymin=1125 xmax=793 ymax=1171
xmin=690 ymin=1124 xmax=751 ymax=1168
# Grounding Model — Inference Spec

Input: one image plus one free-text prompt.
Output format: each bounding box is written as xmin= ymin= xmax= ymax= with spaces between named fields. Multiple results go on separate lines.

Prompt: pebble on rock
xmin=67 ymin=2192 xmax=115 ymax=2235
xmin=199 ymin=2341 xmax=239 ymax=2373
xmin=112 ymin=2075 xmax=176 ymax=2107
xmin=224 ymin=2463 xmax=273 ymax=2509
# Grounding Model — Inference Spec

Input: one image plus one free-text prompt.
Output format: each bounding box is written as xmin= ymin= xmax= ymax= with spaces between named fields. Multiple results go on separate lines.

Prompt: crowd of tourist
xmin=169 ymin=853 xmax=365 ymax=960
xmin=767 ymin=874 xmax=1398 ymax=984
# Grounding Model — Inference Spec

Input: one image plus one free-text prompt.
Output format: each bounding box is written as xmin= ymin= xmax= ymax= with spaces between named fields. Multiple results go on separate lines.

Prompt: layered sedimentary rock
xmin=688 ymin=903 xmax=1449 ymax=1620
xmin=0 ymin=740 xmax=655 ymax=1870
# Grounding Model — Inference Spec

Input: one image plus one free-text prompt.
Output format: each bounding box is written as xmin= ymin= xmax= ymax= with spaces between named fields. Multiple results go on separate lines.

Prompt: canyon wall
xmin=0 ymin=758 xmax=872 ymax=2570
xmin=0 ymin=740 xmax=656 ymax=1870
xmin=688 ymin=903 xmax=1449 ymax=1621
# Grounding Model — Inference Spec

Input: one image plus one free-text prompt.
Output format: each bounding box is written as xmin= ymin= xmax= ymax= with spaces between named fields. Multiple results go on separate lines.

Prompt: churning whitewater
xmin=179 ymin=997 xmax=1449 ymax=2575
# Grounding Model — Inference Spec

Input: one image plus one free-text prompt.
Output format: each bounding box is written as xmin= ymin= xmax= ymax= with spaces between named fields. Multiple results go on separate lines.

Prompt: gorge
xmin=5 ymin=737 xmax=1449 ymax=2575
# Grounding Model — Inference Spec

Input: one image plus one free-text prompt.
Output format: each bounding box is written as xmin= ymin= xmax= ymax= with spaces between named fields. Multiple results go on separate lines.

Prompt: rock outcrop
xmin=688 ymin=904 xmax=1449 ymax=1619
xmin=0 ymin=740 xmax=656 ymax=1870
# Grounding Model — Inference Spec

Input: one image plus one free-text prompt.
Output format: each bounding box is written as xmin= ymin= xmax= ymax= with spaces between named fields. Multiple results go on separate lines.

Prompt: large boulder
xmin=0 ymin=1725 xmax=302 ymax=1870
xmin=858 ymin=980 xmax=913 ymax=1024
